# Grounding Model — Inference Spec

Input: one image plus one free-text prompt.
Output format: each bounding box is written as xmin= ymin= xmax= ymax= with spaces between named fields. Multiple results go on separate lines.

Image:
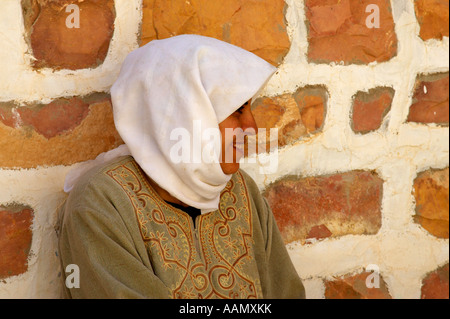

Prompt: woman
xmin=58 ymin=35 xmax=305 ymax=299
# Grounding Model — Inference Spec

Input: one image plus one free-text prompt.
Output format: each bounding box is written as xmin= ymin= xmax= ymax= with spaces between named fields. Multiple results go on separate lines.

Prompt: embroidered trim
xmin=106 ymin=158 xmax=262 ymax=299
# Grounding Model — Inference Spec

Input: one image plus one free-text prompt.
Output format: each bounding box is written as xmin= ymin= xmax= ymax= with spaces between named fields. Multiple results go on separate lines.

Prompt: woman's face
xmin=218 ymin=100 xmax=258 ymax=174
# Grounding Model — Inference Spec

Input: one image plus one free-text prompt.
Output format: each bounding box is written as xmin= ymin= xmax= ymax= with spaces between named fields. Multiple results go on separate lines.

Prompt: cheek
xmin=220 ymin=136 xmax=235 ymax=163
xmin=219 ymin=123 xmax=239 ymax=145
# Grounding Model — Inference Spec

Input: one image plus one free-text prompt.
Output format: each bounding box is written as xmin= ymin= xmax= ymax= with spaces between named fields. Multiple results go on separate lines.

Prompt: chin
xmin=220 ymin=162 xmax=240 ymax=175
xmin=220 ymin=146 xmax=242 ymax=174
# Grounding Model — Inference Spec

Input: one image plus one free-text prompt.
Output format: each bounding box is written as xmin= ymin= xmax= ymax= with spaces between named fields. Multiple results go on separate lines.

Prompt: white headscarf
xmin=64 ymin=35 xmax=276 ymax=213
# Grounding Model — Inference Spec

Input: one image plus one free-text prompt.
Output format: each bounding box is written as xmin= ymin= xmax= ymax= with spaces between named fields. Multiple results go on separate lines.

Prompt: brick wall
xmin=0 ymin=0 xmax=448 ymax=299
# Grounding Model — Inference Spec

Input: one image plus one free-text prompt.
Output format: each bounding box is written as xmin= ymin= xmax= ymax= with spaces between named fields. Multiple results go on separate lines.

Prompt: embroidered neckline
xmin=105 ymin=157 xmax=262 ymax=299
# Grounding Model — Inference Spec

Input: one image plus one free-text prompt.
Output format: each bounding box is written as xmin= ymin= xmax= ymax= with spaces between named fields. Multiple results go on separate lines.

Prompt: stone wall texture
xmin=0 ymin=0 xmax=448 ymax=299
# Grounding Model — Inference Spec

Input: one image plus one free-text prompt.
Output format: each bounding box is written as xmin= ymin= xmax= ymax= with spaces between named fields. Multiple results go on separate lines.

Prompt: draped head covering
xmin=64 ymin=34 xmax=276 ymax=213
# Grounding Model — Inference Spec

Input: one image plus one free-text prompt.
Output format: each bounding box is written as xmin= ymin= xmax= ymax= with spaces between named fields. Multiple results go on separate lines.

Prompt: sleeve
xmin=260 ymin=197 xmax=306 ymax=299
xmin=240 ymin=170 xmax=305 ymax=299
xmin=58 ymin=181 xmax=171 ymax=299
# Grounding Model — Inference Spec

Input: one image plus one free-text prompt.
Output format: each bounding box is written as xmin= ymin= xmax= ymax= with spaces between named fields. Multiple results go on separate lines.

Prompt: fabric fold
xmin=64 ymin=34 xmax=276 ymax=213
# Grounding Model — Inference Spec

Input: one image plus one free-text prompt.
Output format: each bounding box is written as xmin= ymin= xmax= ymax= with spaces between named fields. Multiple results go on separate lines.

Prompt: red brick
xmin=264 ymin=171 xmax=383 ymax=244
xmin=252 ymin=86 xmax=327 ymax=150
xmin=413 ymin=168 xmax=449 ymax=239
xmin=352 ymin=87 xmax=394 ymax=133
xmin=16 ymin=98 xmax=89 ymax=139
xmin=252 ymin=94 xmax=295 ymax=149
xmin=141 ymin=0 xmax=290 ymax=66
xmin=294 ymin=87 xmax=327 ymax=134
xmin=0 ymin=94 xmax=123 ymax=168
xmin=23 ymin=0 xmax=115 ymax=70
xmin=407 ymin=73 xmax=449 ymax=125
xmin=415 ymin=0 xmax=449 ymax=41
xmin=325 ymin=271 xmax=392 ymax=299
xmin=251 ymin=98 xmax=286 ymax=131
xmin=421 ymin=263 xmax=449 ymax=299
xmin=305 ymin=0 xmax=398 ymax=65
xmin=0 ymin=206 xmax=34 ymax=279
xmin=306 ymin=224 xmax=332 ymax=241
xmin=0 ymin=94 xmax=107 ymax=139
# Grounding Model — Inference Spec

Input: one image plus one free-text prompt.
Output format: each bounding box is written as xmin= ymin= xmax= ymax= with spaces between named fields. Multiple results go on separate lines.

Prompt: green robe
xmin=57 ymin=156 xmax=305 ymax=299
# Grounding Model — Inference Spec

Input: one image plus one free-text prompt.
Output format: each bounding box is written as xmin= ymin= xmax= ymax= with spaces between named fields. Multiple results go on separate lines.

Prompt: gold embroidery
xmin=106 ymin=158 xmax=262 ymax=299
